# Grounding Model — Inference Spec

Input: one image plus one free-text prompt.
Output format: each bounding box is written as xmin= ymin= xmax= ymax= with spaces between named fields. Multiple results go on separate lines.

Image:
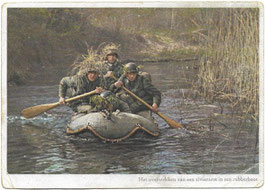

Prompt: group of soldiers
xmin=58 ymin=50 xmax=161 ymax=118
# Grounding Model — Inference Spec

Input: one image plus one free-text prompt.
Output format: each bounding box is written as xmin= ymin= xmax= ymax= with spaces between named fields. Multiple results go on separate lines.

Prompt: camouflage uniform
xmin=59 ymin=74 xmax=130 ymax=113
xmin=90 ymin=91 xmax=130 ymax=112
xmin=116 ymin=74 xmax=161 ymax=114
xmin=59 ymin=74 xmax=103 ymax=113
xmin=103 ymin=60 xmax=124 ymax=90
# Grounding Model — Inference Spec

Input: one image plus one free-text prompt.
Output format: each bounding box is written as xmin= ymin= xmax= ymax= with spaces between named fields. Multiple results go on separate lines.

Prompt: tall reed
xmin=195 ymin=9 xmax=259 ymax=120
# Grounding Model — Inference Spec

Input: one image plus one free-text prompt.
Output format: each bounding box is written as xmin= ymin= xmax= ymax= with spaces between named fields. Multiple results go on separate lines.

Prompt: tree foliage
xmin=7 ymin=8 xmax=259 ymax=91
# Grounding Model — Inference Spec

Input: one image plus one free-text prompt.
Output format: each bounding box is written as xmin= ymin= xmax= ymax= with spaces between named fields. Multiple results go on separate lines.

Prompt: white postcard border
xmin=1 ymin=0 xmax=264 ymax=189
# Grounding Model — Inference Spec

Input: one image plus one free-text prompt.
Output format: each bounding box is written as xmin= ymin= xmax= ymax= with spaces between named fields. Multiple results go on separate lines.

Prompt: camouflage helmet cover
xmin=79 ymin=64 xmax=100 ymax=75
xmin=106 ymin=49 xmax=119 ymax=58
xmin=124 ymin=62 xmax=139 ymax=74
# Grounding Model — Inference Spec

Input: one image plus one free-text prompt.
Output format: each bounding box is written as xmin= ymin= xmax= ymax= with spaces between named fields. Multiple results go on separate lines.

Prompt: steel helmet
xmin=79 ymin=64 xmax=100 ymax=75
xmin=124 ymin=62 xmax=138 ymax=74
xmin=106 ymin=50 xmax=119 ymax=58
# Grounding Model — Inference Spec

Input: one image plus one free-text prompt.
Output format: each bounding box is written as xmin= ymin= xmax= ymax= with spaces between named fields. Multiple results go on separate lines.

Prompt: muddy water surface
xmin=7 ymin=61 xmax=259 ymax=174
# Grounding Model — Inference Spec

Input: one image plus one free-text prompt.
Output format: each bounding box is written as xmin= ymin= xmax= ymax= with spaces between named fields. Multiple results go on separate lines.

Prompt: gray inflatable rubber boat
xmin=66 ymin=111 xmax=159 ymax=142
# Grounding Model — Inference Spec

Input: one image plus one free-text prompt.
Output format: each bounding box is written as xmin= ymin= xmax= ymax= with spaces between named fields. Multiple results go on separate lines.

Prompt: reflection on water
xmin=7 ymin=61 xmax=259 ymax=174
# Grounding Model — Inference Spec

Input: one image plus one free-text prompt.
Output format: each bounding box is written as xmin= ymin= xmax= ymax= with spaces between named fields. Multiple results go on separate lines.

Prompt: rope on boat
xmin=87 ymin=125 xmax=140 ymax=142
xmin=66 ymin=122 xmax=159 ymax=142
xmin=138 ymin=124 xmax=159 ymax=137
xmin=66 ymin=125 xmax=88 ymax=134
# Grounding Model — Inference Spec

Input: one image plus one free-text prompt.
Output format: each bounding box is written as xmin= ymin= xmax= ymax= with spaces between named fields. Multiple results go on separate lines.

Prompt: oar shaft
xmin=112 ymin=74 xmax=154 ymax=111
xmin=21 ymin=90 xmax=97 ymax=119
xmin=121 ymin=86 xmax=153 ymax=109
xmin=111 ymin=74 xmax=183 ymax=128
xmin=65 ymin=90 xmax=97 ymax=103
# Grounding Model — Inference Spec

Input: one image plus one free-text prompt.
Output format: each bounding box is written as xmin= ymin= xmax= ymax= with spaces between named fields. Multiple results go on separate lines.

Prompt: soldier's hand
xmin=59 ymin=97 xmax=66 ymax=104
xmin=115 ymin=81 xmax=123 ymax=87
xmin=96 ymin=87 xmax=103 ymax=93
xmin=152 ymin=103 xmax=158 ymax=112
xmin=104 ymin=71 xmax=113 ymax=78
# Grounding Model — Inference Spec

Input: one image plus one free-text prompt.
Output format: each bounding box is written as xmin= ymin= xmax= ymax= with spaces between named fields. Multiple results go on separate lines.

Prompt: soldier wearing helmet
xmin=106 ymin=50 xmax=119 ymax=61
xmin=103 ymin=50 xmax=124 ymax=89
xmin=58 ymin=64 xmax=104 ymax=113
xmin=59 ymin=64 xmax=130 ymax=115
xmin=114 ymin=62 xmax=161 ymax=114
xmin=123 ymin=62 xmax=138 ymax=74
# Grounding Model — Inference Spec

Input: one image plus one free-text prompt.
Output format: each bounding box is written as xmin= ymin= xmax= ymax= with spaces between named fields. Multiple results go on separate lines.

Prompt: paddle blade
xmin=21 ymin=102 xmax=60 ymax=119
xmin=157 ymin=112 xmax=183 ymax=128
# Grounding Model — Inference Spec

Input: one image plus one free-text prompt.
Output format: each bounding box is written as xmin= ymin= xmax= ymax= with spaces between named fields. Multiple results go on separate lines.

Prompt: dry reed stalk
xmin=70 ymin=43 xmax=121 ymax=76
xmin=194 ymin=9 xmax=259 ymax=121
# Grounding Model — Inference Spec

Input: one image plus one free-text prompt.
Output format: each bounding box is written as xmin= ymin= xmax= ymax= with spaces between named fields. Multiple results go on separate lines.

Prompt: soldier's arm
xmin=143 ymin=78 xmax=161 ymax=106
xmin=118 ymin=74 xmax=126 ymax=81
xmin=58 ymin=76 xmax=76 ymax=98
xmin=114 ymin=64 xmax=124 ymax=78
xmin=109 ymin=74 xmax=126 ymax=92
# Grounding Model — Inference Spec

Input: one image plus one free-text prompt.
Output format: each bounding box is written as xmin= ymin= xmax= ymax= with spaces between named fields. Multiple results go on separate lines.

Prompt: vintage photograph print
xmin=1 ymin=1 xmax=263 ymax=189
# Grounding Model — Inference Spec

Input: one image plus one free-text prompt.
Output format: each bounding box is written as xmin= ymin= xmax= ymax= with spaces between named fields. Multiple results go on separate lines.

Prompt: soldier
xmin=113 ymin=62 xmax=161 ymax=114
xmin=59 ymin=64 xmax=130 ymax=115
xmin=103 ymin=50 xmax=124 ymax=89
xmin=59 ymin=65 xmax=104 ymax=114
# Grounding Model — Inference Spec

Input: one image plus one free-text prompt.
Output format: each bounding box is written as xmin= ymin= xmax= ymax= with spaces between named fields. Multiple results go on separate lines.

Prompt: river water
xmin=7 ymin=61 xmax=259 ymax=174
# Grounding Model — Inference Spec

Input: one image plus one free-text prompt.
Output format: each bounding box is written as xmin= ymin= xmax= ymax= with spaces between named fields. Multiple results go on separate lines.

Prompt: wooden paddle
xmin=111 ymin=74 xmax=183 ymax=128
xmin=21 ymin=90 xmax=97 ymax=119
